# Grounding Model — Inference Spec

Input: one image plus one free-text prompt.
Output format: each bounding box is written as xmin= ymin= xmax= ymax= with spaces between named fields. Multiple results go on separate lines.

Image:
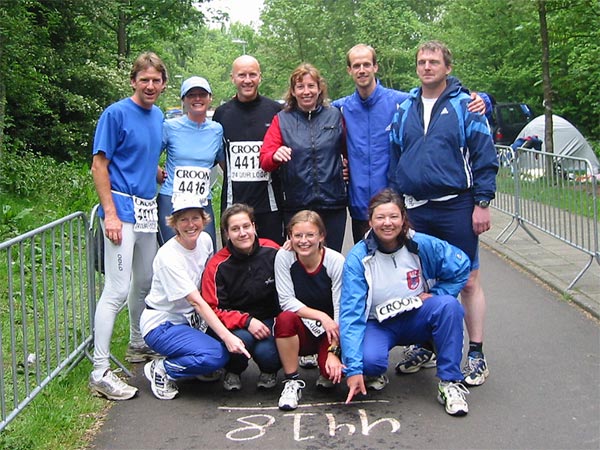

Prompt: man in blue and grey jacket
xmin=389 ymin=40 xmax=498 ymax=387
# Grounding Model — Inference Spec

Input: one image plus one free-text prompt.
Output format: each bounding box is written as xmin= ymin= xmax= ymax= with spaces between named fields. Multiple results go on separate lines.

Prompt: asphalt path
xmin=90 ymin=247 xmax=600 ymax=450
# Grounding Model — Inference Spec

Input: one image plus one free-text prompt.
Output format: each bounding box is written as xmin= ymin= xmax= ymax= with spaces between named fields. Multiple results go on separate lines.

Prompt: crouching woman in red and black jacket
xmin=201 ymin=203 xmax=282 ymax=391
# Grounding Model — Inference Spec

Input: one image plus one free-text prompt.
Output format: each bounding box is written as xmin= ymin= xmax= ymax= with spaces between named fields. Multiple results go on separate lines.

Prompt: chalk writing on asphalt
xmin=219 ymin=401 xmax=400 ymax=442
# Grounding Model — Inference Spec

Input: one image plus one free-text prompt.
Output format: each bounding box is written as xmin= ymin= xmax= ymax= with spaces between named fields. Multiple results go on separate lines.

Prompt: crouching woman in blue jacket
xmin=339 ymin=188 xmax=472 ymax=416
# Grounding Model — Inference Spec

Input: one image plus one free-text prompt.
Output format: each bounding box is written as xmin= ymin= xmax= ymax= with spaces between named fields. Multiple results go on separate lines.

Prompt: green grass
xmin=0 ymin=149 xmax=118 ymax=449
xmin=0 ymin=313 xmax=129 ymax=449
xmin=0 ymin=150 xmax=222 ymax=448
xmin=496 ymin=166 xmax=598 ymax=219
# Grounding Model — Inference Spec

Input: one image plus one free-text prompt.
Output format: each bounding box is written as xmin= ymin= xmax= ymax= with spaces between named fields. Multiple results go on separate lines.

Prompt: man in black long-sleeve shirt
xmin=213 ymin=55 xmax=284 ymax=244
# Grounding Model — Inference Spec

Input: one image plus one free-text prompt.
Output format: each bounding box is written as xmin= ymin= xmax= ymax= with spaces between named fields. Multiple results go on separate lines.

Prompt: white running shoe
xmin=437 ymin=381 xmax=469 ymax=416
xmin=89 ymin=369 xmax=138 ymax=401
xmin=144 ymin=358 xmax=178 ymax=400
xmin=278 ymin=379 xmax=306 ymax=411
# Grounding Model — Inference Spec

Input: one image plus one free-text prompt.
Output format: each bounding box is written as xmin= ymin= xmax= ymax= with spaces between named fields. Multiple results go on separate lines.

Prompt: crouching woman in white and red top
xmin=140 ymin=196 xmax=250 ymax=400
xmin=274 ymin=210 xmax=345 ymax=411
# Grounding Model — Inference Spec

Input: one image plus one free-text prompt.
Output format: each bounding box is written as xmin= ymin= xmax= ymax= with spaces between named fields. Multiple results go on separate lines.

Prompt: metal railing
xmin=0 ymin=205 xmax=137 ymax=432
xmin=494 ymin=145 xmax=599 ymax=290
xmin=0 ymin=212 xmax=93 ymax=431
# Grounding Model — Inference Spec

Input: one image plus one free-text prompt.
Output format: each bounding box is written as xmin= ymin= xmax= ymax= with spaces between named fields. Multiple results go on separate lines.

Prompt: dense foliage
xmin=0 ymin=0 xmax=598 ymax=164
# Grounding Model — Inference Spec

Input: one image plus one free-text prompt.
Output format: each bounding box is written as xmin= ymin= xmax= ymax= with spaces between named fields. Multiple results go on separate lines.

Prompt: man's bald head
xmin=231 ymin=55 xmax=262 ymax=102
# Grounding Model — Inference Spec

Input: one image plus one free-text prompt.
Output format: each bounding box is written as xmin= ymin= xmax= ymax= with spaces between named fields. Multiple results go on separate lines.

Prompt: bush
xmin=0 ymin=149 xmax=96 ymax=239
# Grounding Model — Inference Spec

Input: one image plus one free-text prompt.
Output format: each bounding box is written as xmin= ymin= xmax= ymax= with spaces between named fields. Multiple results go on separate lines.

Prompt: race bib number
xmin=184 ymin=310 xmax=208 ymax=332
xmin=375 ymin=296 xmax=423 ymax=323
xmin=230 ymin=141 xmax=270 ymax=182
xmin=133 ymin=196 xmax=158 ymax=233
xmin=173 ymin=166 xmax=210 ymax=204
xmin=301 ymin=318 xmax=325 ymax=337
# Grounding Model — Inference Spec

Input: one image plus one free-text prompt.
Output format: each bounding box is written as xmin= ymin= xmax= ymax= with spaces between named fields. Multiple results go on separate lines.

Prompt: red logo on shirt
xmin=406 ymin=269 xmax=420 ymax=290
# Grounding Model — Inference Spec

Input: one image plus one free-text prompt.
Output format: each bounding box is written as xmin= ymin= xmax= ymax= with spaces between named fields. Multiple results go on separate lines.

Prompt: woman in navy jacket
xmin=260 ymin=63 xmax=347 ymax=252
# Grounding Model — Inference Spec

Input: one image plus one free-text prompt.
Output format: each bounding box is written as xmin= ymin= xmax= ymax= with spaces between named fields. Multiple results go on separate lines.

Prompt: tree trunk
xmin=538 ymin=0 xmax=555 ymax=181
xmin=117 ymin=10 xmax=128 ymax=69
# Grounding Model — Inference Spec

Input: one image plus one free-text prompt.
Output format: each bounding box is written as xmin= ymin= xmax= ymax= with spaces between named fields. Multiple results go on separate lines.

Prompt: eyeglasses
xmin=291 ymin=232 xmax=319 ymax=240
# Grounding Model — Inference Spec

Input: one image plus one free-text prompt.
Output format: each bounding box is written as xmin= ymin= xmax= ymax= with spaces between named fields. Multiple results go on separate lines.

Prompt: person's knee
xmin=461 ymin=270 xmax=481 ymax=296
xmin=253 ymin=340 xmax=281 ymax=373
xmin=362 ymin=350 xmax=388 ymax=377
xmin=196 ymin=346 xmax=229 ymax=373
xmin=274 ymin=311 xmax=300 ymax=338
xmin=433 ymin=294 xmax=464 ymax=313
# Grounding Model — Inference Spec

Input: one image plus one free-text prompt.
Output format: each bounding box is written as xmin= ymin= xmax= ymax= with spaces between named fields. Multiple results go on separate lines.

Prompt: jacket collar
xmin=226 ymin=236 xmax=260 ymax=260
xmin=294 ymin=104 xmax=323 ymax=119
xmin=363 ymin=228 xmax=419 ymax=256
xmin=409 ymin=75 xmax=466 ymax=102
xmin=353 ymin=79 xmax=384 ymax=107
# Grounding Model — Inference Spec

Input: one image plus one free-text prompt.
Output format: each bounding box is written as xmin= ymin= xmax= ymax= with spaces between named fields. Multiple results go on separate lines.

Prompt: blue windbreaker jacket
xmin=333 ymin=81 xmax=409 ymax=221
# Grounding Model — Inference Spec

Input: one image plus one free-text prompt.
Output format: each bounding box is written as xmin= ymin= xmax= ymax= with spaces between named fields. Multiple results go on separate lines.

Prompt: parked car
xmin=165 ymin=107 xmax=183 ymax=119
xmin=491 ymin=102 xmax=534 ymax=145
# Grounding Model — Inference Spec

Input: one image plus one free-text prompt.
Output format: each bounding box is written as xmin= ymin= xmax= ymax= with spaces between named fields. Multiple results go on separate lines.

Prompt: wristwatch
xmin=476 ymin=200 xmax=490 ymax=208
xmin=327 ymin=345 xmax=341 ymax=357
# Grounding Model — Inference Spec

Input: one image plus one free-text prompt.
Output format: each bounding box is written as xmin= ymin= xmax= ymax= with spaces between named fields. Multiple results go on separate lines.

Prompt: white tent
xmin=516 ymin=114 xmax=600 ymax=176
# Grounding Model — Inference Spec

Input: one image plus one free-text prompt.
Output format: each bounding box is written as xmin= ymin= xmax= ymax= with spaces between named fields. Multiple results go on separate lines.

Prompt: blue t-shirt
xmin=93 ymin=97 xmax=164 ymax=223
xmin=159 ymin=115 xmax=224 ymax=198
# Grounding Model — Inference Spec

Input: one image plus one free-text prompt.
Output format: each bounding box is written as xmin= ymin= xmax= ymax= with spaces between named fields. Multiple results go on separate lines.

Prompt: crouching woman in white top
xmin=140 ymin=196 xmax=250 ymax=400
xmin=274 ymin=210 xmax=345 ymax=411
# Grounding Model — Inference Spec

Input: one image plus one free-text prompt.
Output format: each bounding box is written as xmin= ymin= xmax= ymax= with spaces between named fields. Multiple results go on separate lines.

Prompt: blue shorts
xmin=407 ymin=192 xmax=479 ymax=269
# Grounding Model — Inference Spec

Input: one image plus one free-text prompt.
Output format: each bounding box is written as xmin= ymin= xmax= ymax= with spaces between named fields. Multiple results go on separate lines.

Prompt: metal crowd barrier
xmin=0 ymin=212 xmax=93 ymax=431
xmin=494 ymin=145 xmax=599 ymax=289
xmin=0 ymin=207 xmax=135 ymax=432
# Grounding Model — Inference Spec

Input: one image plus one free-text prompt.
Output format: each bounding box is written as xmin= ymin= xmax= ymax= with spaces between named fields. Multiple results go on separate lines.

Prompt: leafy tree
xmin=258 ymin=0 xmax=358 ymax=100
xmin=87 ymin=0 xmax=204 ymax=68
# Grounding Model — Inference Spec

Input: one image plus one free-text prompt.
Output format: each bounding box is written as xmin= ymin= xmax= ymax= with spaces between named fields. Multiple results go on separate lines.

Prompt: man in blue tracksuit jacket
xmin=332 ymin=44 xmax=486 ymax=244
xmin=388 ymin=40 xmax=498 ymax=387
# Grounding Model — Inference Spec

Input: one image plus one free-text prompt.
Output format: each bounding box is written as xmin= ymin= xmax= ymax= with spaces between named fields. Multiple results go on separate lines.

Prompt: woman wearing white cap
xmin=158 ymin=76 xmax=224 ymax=248
xmin=140 ymin=195 xmax=250 ymax=400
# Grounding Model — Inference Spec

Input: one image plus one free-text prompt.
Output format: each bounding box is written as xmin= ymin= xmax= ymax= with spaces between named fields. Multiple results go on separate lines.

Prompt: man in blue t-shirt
xmin=89 ymin=52 xmax=168 ymax=401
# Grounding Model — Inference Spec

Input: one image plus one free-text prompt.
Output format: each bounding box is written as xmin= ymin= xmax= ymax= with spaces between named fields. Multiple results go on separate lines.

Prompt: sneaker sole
xmin=463 ymin=368 xmax=490 ymax=386
xmin=278 ymin=404 xmax=297 ymax=411
xmin=125 ymin=353 xmax=159 ymax=363
xmin=256 ymin=382 xmax=277 ymax=390
xmin=437 ymin=393 xmax=468 ymax=416
xmin=89 ymin=384 xmax=137 ymax=401
xmin=299 ymin=363 xmax=318 ymax=369
xmin=395 ymin=358 xmax=437 ymax=374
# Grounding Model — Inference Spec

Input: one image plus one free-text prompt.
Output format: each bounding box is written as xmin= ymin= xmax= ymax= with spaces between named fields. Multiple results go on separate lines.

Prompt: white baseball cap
xmin=171 ymin=195 xmax=207 ymax=214
xmin=180 ymin=76 xmax=212 ymax=98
